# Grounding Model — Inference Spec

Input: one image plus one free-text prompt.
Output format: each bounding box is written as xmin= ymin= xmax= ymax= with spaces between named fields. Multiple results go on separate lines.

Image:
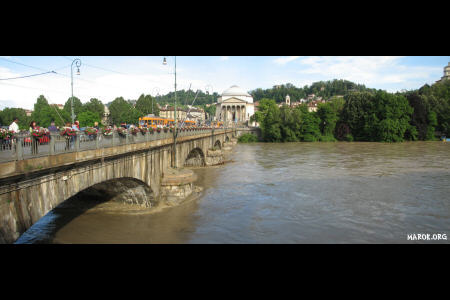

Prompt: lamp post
xmin=70 ymin=58 xmax=81 ymax=124
xmin=163 ymin=56 xmax=178 ymax=168
xmin=205 ymin=84 xmax=213 ymax=124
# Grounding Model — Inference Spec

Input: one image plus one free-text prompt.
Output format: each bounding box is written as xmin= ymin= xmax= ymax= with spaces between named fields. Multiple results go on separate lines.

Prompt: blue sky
xmin=0 ymin=56 xmax=449 ymax=110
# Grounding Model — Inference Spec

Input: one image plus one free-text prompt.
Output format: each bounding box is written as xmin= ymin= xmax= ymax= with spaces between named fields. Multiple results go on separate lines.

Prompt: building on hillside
xmin=25 ymin=110 xmax=33 ymax=117
xmin=307 ymin=94 xmax=316 ymax=101
xmin=186 ymin=107 xmax=205 ymax=124
xmin=159 ymin=106 xmax=187 ymax=122
xmin=215 ymin=85 xmax=255 ymax=126
xmin=307 ymin=99 xmax=326 ymax=112
xmin=436 ymin=62 xmax=450 ymax=83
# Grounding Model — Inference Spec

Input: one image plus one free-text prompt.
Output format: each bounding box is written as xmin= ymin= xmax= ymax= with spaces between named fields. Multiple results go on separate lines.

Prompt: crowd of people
xmin=7 ymin=118 xmax=102 ymax=134
xmin=3 ymin=118 xmax=102 ymax=153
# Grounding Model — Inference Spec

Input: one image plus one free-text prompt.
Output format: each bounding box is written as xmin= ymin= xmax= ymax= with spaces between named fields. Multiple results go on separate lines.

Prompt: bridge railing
xmin=0 ymin=127 xmax=228 ymax=163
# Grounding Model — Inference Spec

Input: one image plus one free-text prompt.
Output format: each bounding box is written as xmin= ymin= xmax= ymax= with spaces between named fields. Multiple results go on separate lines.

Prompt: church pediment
xmin=222 ymin=97 xmax=247 ymax=103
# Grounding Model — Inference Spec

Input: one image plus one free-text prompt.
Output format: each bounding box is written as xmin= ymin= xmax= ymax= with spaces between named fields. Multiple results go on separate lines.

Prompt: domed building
xmin=215 ymin=85 xmax=255 ymax=125
xmin=436 ymin=62 xmax=450 ymax=83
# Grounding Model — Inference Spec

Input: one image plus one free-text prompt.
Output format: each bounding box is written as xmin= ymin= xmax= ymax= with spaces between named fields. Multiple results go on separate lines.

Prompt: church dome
xmin=222 ymin=85 xmax=251 ymax=97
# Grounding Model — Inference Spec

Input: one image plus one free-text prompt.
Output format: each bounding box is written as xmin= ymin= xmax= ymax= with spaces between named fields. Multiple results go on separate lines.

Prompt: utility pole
xmin=163 ymin=56 xmax=178 ymax=168
xmin=70 ymin=58 xmax=81 ymax=124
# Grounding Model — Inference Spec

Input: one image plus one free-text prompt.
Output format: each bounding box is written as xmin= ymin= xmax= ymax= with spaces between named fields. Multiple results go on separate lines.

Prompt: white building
xmin=436 ymin=62 xmax=450 ymax=83
xmin=215 ymin=85 xmax=255 ymax=125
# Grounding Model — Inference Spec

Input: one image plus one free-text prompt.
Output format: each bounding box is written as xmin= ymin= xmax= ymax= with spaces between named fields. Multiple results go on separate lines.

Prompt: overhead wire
xmin=1 ymin=57 xmax=200 ymax=108
xmin=0 ymin=71 xmax=56 ymax=81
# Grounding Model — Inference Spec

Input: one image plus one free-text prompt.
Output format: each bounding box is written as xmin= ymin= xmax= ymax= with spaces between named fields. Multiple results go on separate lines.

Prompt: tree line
xmin=250 ymin=80 xmax=379 ymax=103
xmin=0 ymin=93 xmax=162 ymax=130
xmin=253 ymin=80 xmax=450 ymax=142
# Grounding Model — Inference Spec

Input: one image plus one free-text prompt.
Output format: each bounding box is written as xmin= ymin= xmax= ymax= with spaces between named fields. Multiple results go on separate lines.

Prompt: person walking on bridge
xmin=29 ymin=121 xmax=39 ymax=155
xmin=8 ymin=117 xmax=19 ymax=153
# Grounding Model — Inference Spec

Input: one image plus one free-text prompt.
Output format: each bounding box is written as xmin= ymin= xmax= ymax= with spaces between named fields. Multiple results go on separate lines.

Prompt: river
xmin=15 ymin=141 xmax=450 ymax=244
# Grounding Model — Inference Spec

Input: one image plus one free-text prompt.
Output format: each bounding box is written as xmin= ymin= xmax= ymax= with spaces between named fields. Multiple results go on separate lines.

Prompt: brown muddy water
xmin=15 ymin=142 xmax=450 ymax=244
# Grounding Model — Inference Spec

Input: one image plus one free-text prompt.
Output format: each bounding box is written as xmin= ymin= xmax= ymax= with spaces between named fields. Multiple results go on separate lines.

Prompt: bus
xmin=139 ymin=116 xmax=175 ymax=129
xmin=182 ymin=120 xmax=196 ymax=127
xmin=138 ymin=116 xmax=197 ymax=129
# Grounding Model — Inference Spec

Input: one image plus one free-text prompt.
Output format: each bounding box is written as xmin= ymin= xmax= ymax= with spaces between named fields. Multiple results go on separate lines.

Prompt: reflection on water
xmin=15 ymin=142 xmax=450 ymax=244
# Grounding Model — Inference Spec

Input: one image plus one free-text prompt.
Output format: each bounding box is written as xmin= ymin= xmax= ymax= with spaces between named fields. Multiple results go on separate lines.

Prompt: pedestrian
xmin=8 ymin=117 xmax=19 ymax=152
xmin=63 ymin=122 xmax=72 ymax=150
xmin=48 ymin=121 xmax=58 ymax=132
xmin=71 ymin=122 xmax=79 ymax=149
xmin=9 ymin=117 xmax=19 ymax=133
xmin=29 ymin=120 xmax=39 ymax=154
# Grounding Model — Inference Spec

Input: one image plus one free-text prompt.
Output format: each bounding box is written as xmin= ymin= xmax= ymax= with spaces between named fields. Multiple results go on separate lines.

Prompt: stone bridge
xmin=0 ymin=128 xmax=236 ymax=243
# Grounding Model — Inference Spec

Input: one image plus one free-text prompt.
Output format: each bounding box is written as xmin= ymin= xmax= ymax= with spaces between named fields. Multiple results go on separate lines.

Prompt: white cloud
xmin=220 ymin=56 xmax=229 ymax=61
xmin=295 ymin=56 xmax=440 ymax=89
xmin=273 ymin=56 xmax=301 ymax=65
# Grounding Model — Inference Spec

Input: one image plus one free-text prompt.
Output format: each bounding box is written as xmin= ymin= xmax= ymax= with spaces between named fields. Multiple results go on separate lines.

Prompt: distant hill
xmin=250 ymin=79 xmax=380 ymax=102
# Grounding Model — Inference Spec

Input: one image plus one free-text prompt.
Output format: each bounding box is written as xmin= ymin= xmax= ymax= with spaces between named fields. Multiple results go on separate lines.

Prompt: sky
xmin=0 ymin=56 xmax=449 ymax=110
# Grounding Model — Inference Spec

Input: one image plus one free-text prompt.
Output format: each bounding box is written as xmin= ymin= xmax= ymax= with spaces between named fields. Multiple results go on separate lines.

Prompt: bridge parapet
xmin=0 ymin=128 xmax=228 ymax=163
xmin=0 ymin=128 xmax=232 ymax=180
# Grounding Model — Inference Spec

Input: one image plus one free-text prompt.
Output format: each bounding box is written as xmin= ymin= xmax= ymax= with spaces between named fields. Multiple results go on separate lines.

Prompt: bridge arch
xmin=14 ymin=176 xmax=155 ymax=243
xmin=73 ymin=177 xmax=155 ymax=207
xmin=214 ymin=139 xmax=222 ymax=150
xmin=184 ymin=147 xmax=206 ymax=167
xmin=225 ymin=135 xmax=230 ymax=142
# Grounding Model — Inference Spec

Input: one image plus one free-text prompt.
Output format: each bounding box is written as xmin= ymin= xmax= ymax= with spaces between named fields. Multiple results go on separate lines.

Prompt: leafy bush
xmin=319 ymin=135 xmax=337 ymax=142
xmin=238 ymin=133 xmax=259 ymax=143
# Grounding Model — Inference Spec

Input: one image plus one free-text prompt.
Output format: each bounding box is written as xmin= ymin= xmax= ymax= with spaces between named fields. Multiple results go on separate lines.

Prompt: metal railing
xmin=0 ymin=127 xmax=227 ymax=163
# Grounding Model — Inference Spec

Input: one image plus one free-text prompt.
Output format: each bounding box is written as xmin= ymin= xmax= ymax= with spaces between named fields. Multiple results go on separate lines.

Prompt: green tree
xmin=78 ymin=111 xmax=101 ymax=127
xmin=426 ymin=111 xmax=438 ymax=140
xmin=375 ymin=91 xmax=413 ymax=142
xmin=83 ymin=98 xmax=105 ymax=120
xmin=0 ymin=107 xmax=31 ymax=130
xmin=406 ymin=92 xmax=430 ymax=140
xmin=135 ymin=94 xmax=159 ymax=116
xmin=109 ymin=97 xmax=143 ymax=125
xmin=38 ymin=106 xmax=71 ymax=128
xmin=31 ymin=95 xmax=66 ymax=128
xmin=279 ymin=104 xmax=299 ymax=142
xmin=317 ymin=102 xmax=338 ymax=138
xmin=63 ymin=96 xmax=83 ymax=120
xmin=298 ymin=109 xmax=321 ymax=142
xmin=341 ymin=92 xmax=379 ymax=141
xmin=260 ymin=100 xmax=282 ymax=142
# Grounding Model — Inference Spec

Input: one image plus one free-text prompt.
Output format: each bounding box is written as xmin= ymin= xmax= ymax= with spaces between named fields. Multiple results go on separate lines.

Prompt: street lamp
xmin=71 ymin=58 xmax=81 ymax=124
xmin=205 ymin=84 xmax=213 ymax=124
xmin=163 ymin=56 xmax=178 ymax=168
